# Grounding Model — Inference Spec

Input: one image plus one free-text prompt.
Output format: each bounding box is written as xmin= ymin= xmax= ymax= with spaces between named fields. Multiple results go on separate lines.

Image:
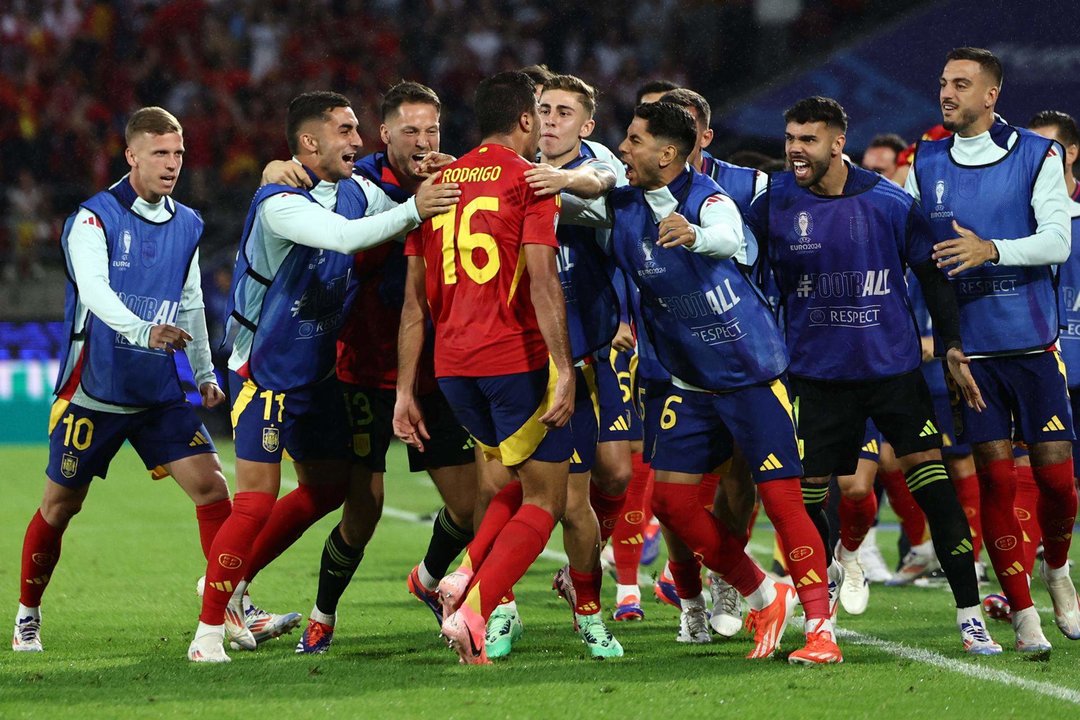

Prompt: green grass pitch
xmin=1 ymin=441 xmax=1079 ymax=719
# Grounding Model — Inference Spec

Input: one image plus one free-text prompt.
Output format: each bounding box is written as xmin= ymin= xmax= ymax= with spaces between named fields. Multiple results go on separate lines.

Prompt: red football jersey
xmin=404 ymin=143 xmax=560 ymax=378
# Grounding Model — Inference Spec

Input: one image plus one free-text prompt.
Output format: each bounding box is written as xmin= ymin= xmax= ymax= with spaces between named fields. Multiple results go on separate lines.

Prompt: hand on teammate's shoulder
xmin=524 ymin=163 xmax=568 ymax=196
xmin=415 ymin=172 xmax=461 ymax=219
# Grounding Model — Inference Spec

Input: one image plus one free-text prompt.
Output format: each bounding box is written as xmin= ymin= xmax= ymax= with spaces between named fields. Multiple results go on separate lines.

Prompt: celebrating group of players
xmin=12 ymin=45 xmax=1080 ymax=667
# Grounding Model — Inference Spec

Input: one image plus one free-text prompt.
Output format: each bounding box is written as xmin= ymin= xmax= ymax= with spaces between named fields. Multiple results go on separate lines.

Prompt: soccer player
xmin=13 ymin=107 xmax=231 ymax=653
xmin=463 ymin=73 xmax=626 ymax=658
xmin=747 ymin=95 xmax=999 ymax=654
xmin=186 ymin=91 xmax=459 ymax=662
xmin=563 ymin=102 xmax=842 ymax=664
xmin=394 ymin=71 xmax=576 ymax=665
xmin=908 ymin=48 xmax=1080 ymax=651
xmin=258 ymin=82 xmax=479 ymax=653
xmin=1028 ymin=110 xmax=1080 ymax=482
xmin=657 ymin=88 xmax=766 ymax=633
xmin=861 ymin=134 xmax=908 ymax=182
xmin=523 ymin=73 xmax=626 ymax=656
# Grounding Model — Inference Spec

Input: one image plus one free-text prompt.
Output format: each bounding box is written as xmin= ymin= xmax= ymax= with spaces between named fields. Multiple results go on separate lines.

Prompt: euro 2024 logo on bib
xmin=641 ymin=237 xmax=655 ymax=265
xmin=789 ymin=211 xmax=821 ymax=253
xmin=639 ymin=236 xmax=666 ymax=276
xmin=934 ymin=179 xmax=946 ymax=210
xmin=795 ymin=211 xmax=813 ymax=238
xmin=112 ymin=230 xmax=133 ymax=270
xmin=930 ymin=179 xmax=954 ymax=220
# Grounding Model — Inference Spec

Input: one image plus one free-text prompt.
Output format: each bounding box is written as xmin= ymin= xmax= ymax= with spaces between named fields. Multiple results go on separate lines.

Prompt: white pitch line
xmin=219 ymin=460 xmax=1080 ymax=702
xmin=837 ymin=628 xmax=1080 ymax=706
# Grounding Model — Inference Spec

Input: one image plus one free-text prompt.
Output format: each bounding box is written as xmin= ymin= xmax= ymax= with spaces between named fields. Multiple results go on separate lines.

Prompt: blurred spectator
xmin=4 ymin=169 xmax=49 ymax=280
xmin=861 ymin=132 xmax=908 ymax=182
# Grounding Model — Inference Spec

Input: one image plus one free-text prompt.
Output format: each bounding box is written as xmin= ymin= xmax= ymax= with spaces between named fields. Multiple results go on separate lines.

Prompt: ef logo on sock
xmin=789 ymin=546 xmax=814 ymax=562
xmin=994 ymin=536 xmax=1018 ymax=551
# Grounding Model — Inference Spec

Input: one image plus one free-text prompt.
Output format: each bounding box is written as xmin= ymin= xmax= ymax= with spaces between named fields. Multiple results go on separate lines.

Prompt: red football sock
xmin=839 ymin=492 xmax=878 ymax=552
xmin=651 ymin=481 xmax=764 ymax=596
xmin=976 ymin=459 xmax=1033 ymax=612
xmin=464 ymin=504 xmax=555 ymax=618
xmin=612 ymin=453 xmax=653 ymax=585
xmin=759 ymin=478 xmax=830 ymax=620
xmin=700 ymin=472 xmax=720 ymax=510
xmin=464 ymin=481 xmax=523 ymax=571
xmin=199 ymin=491 xmax=276 ymax=624
xmin=1013 ymin=464 xmax=1041 ymax=573
xmin=668 ymin=559 xmax=703 ymax=599
xmin=569 ymin=567 xmax=603 ymax=615
xmin=247 ymin=483 xmax=346 ymax=580
xmin=952 ymin=472 xmax=982 ymax=559
xmin=747 ymin=499 xmax=761 ymax=538
xmin=1032 ymin=459 xmax=1076 ymax=569
xmin=880 ymin=468 xmax=927 ymax=544
xmin=195 ymin=498 xmax=232 ymax=561
xmin=19 ymin=510 xmax=63 ymax=607
xmin=589 ymin=483 xmax=627 ymax=544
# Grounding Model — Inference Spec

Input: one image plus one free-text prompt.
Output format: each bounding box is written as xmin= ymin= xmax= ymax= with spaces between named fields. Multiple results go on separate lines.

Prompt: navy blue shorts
xmin=341 ymin=384 xmax=474 ymax=473
xmin=594 ymin=347 xmax=641 ymax=442
xmin=858 ymin=419 xmax=883 ymax=463
xmin=650 ymin=378 xmax=803 ymax=482
xmin=952 ymin=352 xmax=1074 ymax=446
xmin=569 ymin=366 xmax=600 ymax=474
xmin=230 ymin=371 xmax=350 ymax=463
xmin=637 ymin=378 xmax=672 ymax=464
xmin=46 ymin=398 xmax=215 ymax=488
xmin=438 ymin=364 xmax=573 ymax=467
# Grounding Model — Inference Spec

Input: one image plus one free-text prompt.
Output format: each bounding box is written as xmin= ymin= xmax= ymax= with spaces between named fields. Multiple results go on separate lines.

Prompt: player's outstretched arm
xmin=261 ymin=159 xmax=312 ymax=189
xmin=260 ymin=176 xmax=457 ymax=255
xmin=393 ymin=254 xmax=430 ymax=451
xmin=525 ymin=243 xmax=575 ymax=428
xmin=557 ymin=192 xmax=613 ymax=228
xmin=524 ymin=163 xmax=616 ymax=199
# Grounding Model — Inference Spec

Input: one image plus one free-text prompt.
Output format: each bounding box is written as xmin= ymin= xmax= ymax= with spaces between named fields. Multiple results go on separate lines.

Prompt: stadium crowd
xmin=1 ymin=0 xmax=920 ymax=277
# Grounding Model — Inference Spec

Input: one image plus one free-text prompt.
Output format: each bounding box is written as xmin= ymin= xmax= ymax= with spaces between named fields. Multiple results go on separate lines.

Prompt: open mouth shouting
xmin=790 ymin=158 xmax=812 ymax=183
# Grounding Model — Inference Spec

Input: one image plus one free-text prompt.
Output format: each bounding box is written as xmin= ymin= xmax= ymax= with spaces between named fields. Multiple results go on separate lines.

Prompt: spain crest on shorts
xmin=60 ymin=453 xmax=78 ymax=479
xmin=262 ymin=427 xmax=280 ymax=453
xmin=352 ymin=433 xmax=371 ymax=457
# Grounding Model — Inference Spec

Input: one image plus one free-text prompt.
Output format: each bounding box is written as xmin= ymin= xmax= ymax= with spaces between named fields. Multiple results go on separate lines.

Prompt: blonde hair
xmin=542 ymin=74 xmax=598 ymax=118
xmin=125 ymin=107 xmax=182 ymax=144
